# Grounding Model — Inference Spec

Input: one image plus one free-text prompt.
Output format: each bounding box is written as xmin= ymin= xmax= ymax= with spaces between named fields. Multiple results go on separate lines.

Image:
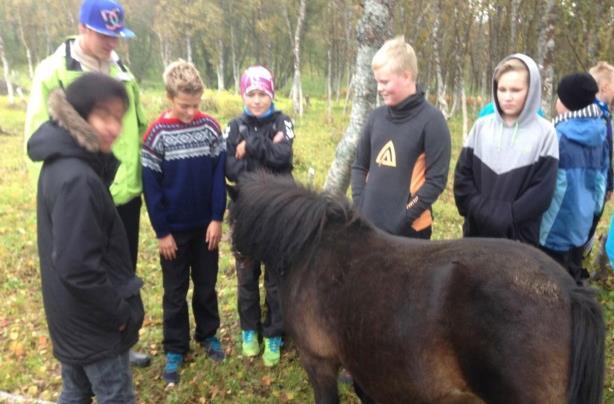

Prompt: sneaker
xmin=129 ymin=349 xmax=151 ymax=368
xmin=241 ymin=330 xmax=260 ymax=357
xmin=162 ymin=352 xmax=183 ymax=385
xmin=202 ymin=336 xmax=225 ymax=362
xmin=263 ymin=336 xmax=282 ymax=367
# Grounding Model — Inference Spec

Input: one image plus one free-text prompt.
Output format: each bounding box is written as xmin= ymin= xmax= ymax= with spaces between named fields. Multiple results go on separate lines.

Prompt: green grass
xmin=0 ymin=92 xmax=613 ymax=402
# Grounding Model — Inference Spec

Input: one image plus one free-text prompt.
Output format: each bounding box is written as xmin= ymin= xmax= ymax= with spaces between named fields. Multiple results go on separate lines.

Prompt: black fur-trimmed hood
xmin=27 ymin=89 xmax=118 ymax=183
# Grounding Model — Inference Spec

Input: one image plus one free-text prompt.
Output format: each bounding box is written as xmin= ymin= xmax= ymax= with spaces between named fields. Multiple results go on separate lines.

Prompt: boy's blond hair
xmin=163 ymin=59 xmax=204 ymax=98
xmin=372 ymin=36 xmax=418 ymax=80
xmin=589 ymin=61 xmax=613 ymax=86
xmin=494 ymin=58 xmax=528 ymax=83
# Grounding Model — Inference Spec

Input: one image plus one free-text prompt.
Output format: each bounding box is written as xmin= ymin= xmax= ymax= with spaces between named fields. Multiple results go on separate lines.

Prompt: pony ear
xmin=227 ymin=182 xmax=239 ymax=202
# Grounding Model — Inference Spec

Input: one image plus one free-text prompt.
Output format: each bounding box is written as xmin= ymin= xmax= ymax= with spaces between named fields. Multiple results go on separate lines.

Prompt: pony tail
xmin=566 ymin=286 xmax=605 ymax=404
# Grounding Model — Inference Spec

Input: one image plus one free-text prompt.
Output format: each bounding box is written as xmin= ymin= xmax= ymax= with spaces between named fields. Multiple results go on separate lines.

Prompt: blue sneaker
xmin=202 ymin=336 xmax=225 ymax=362
xmin=162 ymin=352 xmax=183 ymax=385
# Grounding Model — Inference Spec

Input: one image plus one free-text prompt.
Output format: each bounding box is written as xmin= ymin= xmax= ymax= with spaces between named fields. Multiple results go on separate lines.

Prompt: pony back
xmin=229 ymin=172 xmax=361 ymax=272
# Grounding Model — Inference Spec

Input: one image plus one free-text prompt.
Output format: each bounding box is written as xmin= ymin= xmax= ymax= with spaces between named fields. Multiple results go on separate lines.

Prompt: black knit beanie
xmin=557 ymin=72 xmax=598 ymax=111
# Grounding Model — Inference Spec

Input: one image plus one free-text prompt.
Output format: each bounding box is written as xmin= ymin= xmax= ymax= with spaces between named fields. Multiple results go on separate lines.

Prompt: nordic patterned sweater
xmin=141 ymin=111 xmax=226 ymax=238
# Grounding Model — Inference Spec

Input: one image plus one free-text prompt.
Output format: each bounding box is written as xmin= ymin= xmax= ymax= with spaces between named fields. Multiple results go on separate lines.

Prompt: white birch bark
xmin=324 ymin=0 xmax=394 ymax=195
xmin=0 ymin=34 xmax=15 ymax=106
xmin=230 ymin=26 xmax=239 ymax=93
xmin=537 ymin=0 xmax=557 ymax=119
xmin=432 ymin=0 xmax=448 ymax=117
xmin=186 ymin=36 xmax=193 ymax=64
xmin=510 ymin=0 xmax=520 ymax=46
xmin=217 ymin=39 xmax=225 ymax=91
xmin=290 ymin=0 xmax=307 ymax=117
xmin=16 ymin=14 xmax=33 ymax=79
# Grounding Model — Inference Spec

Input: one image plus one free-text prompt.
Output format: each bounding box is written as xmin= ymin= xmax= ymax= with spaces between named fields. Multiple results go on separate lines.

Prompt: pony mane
xmin=229 ymin=172 xmax=366 ymax=272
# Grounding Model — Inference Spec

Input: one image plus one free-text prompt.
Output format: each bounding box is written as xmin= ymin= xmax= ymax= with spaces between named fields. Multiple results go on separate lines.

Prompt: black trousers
xmin=541 ymin=246 xmax=589 ymax=285
xmin=162 ymin=229 xmax=220 ymax=354
xmin=236 ymin=257 xmax=283 ymax=338
xmin=116 ymin=196 xmax=142 ymax=273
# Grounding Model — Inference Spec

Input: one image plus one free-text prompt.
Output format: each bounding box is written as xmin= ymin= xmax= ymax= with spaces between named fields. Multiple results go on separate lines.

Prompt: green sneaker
xmin=263 ymin=336 xmax=282 ymax=367
xmin=242 ymin=330 xmax=260 ymax=357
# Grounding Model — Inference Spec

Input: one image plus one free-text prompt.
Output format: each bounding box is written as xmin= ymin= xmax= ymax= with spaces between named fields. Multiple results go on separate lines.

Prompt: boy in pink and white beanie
xmin=240 ymin=65 xmax=275 ymax=100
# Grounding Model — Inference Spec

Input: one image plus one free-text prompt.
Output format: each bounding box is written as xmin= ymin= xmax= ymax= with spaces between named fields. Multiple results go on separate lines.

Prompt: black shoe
xmin=129 ymin=349 xmax=151 ymax=367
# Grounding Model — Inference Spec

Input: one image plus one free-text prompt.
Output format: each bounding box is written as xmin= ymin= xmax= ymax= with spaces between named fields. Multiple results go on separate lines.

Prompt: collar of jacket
xmin=553 ymin=103 xmax=602 ymax=126
xmin=387 ymin=86 xmax=426 ymax=123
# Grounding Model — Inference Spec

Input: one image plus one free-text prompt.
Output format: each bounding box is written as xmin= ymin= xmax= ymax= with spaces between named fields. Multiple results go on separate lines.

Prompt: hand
xmin=272 ymin=131 xmax=284 ymax=143
xmin=206 ymin=220 xmax=222 ymax=251
xmin=606 ymin=191 xmax=612 ymax=202
xmin=235 ymin=140 xmax=247 ymax=160
xmin=159 ymin=234 xmax=178 ymax=260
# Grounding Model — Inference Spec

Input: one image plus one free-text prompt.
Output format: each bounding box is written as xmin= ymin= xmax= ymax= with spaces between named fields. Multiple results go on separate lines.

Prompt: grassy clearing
xmin=0 ymin=92 xmax=612 ymax=402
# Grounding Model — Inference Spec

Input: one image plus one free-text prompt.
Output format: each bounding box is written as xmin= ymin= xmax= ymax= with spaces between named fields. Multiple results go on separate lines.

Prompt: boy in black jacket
xmin=225 ymin=65 xmax=294 ymax=367
xmin=27 ymin=73 xmax=144 ymax=403
xmin=351 ymin=36 xmax=451 ymax=239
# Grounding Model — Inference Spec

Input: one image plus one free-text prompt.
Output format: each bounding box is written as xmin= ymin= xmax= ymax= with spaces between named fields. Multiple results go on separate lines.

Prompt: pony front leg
xmin=300 ymin=353 xmax=340 ymax=404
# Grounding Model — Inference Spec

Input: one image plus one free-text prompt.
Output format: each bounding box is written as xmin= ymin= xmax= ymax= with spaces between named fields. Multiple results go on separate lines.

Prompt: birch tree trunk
xmin=432 ymin=0 xmax=448 ymax=117
xmin=510 ymin=0 xmax=520 ymax=47
xmin=327 ymin=48 xmax=333 ymax=116
xmin=0 ymin=34 xmax=15 ymax=106
xmin=230 ymin=27 xmax=239 ymax=93
xmin=217 ymin=39 xmax=225 ymax=90
xmin=537 ymin=0 xmax=557 ymax=119
xmin=324 ymin=0 xmax=393 ymax=195
xmin=186 ymin=36 xmax=193 ymax=64
xmin=157 ymin=32 xmax=170 ymax=67
xmin=16 ymin=14 xmax=33 ymax=79
xmin=290 ymin=0 xmax=307 ymax=117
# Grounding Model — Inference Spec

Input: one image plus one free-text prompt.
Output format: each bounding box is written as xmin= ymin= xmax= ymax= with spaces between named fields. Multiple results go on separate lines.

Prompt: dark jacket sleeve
xmin=453 ymin=146 xmax=478 ymax=218
xmin=511 ymin=155 xmax=558 ymax=224
xmin=350 ymin=114 xmax=373 ymax=207
xmin=52 ymin=176 xmax=130 ymax=331
xmin=244 ymin=114 xmax=294 ymax=171
xmin=141 ymin=125 xmax=170 ymax=238
xmin=454 ymin=135 xmax=514 ymax=237
xmin=210 ymin=134 xmax=227 ymax=221
xmin=405 ymin=110 xmax=451 ymax=222
xmin=225 ymin=120 xmax=248 ymax=182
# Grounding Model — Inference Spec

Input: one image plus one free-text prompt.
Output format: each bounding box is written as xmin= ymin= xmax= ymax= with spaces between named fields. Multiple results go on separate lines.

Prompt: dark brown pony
xmin=229 ymin=172 xmax=605 ymax=404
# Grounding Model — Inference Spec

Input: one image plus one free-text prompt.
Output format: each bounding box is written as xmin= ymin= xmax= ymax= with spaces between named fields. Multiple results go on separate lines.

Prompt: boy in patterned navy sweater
xmin=141 ymin=60 xmax=226 ymax=385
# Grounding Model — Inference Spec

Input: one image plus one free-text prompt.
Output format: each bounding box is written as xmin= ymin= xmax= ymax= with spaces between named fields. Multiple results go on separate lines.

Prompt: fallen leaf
xmin=261 ymin=375 xmax=273 ymax=386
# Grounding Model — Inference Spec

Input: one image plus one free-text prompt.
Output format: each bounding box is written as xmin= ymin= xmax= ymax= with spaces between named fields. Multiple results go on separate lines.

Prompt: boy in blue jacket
xmin=540 ymin=73 xmax=607 ymax=285
xmin=142 ymin=60 xmax=226 ymax=385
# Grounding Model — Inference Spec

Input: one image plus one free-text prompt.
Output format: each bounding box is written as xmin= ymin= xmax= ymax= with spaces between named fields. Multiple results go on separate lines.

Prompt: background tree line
xmin=0 ymin=0 xmax=614 ymax=102
xmin=1 ymin=0 xmax=612 ymax=111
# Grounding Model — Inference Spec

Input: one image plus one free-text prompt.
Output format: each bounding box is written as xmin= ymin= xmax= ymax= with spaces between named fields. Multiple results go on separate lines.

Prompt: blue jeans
xmin=59 ymin=351 xmax=135 ymax=404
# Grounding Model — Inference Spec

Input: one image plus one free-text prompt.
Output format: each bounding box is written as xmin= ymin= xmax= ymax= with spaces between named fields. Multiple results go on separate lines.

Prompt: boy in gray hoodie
xmin=454 ymin=54 xmax=559 ymax=246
